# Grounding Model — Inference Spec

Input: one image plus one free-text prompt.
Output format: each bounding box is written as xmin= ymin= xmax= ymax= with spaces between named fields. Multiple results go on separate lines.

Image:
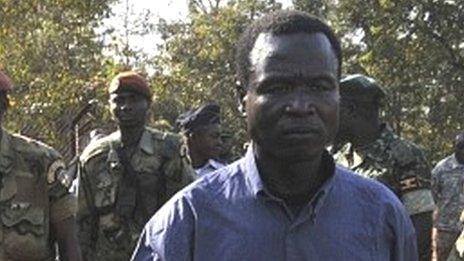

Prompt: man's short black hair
xmin=235 ymin=10 xmax=342 ymax=90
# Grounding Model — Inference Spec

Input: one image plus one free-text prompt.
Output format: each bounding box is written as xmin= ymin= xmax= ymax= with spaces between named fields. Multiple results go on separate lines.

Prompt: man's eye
xmin=309 ymin=80 xmax=334 ymax=91
xmin=264 ymin=84 xmax=293 ymax=94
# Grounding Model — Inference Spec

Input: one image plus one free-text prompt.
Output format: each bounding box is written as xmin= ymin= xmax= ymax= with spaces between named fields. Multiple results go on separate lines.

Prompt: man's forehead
xmin=249 ymin=32 xmax=338 ymax=80
xmin=110 ymin=90 xmax=141 ymax=97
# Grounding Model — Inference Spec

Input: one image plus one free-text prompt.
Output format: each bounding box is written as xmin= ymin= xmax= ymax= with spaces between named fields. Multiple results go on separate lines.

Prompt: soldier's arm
xmin=163 ymin=140 xmax=196 ymax=199
xmin=76 ymin=162 xmax=99 ymax=260
xmin=395 ymin=146 xmax=435 ymax=260
xmin=431 ymin=167 xmax=442 ymax=202
xmin=430 ymin=169 xmax=455 ymax=261
xmin=47 ymin=159 xmax=82 ymax=261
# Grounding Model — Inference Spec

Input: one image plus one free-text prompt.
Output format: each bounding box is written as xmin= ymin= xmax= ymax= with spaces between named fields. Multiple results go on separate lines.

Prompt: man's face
xmin=109 ymin=91 xmax=149 ymax=128
xmin=339 ymin=98 xmax=381 ymax=140
xmin=190 ymin=124 xmax=223 ymax=160
xmin=245 ymin=32 xmax=339 ymax=161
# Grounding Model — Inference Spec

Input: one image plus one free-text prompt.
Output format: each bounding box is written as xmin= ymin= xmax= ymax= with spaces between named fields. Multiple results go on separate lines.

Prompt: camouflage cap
xmin=176 ymin=104 xmax=221 ymax=133
xmin=340 ymin=74 xmax=386 ymax=102
xmin=0 ymin=70 xmax=13 ymax=92
xmin=108 ymin=71 xmax=151 ymax=99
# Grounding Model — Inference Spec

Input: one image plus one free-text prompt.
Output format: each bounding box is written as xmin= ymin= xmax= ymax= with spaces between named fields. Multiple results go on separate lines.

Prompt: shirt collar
xmin=114 ymin=127 xmax=154 ymax=155
xmin=208 ymin=159 xmax=225 ymax=170
xmin=241 ymin=144 xmax=265 ymax=196
xmin=138 ymin=128 xmax=154 ymax=155
xmin=240 ymin=143 xmax=338 ymax=202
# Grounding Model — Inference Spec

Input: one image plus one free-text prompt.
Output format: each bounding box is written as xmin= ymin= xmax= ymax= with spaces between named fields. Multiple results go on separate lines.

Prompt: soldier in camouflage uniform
xmin=333 ymin=74 xmax=435 ymax=261
xmin=0 ymin=70 xmax=81 ymax=260
xmin=432 ymin=133 xmax=464 ymax=261
xmin=77 ymin=72 xmax=195 ymax=261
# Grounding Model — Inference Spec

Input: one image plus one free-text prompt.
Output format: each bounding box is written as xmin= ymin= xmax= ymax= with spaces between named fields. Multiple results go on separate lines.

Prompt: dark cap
xmin=108 ymin=71 xmax=151 ymax=99
xmin=176 ymin=104 xmax=221 ymax=132
xmin=340 ymin=74 xmax=386 ymax=101
xmin=0 ymin=70 xmax=13 ymax=92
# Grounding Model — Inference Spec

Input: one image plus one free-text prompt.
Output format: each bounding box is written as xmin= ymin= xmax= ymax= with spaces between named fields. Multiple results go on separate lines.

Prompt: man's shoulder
xmin=163 ymin=160 xmax=243 ymax=206
xmin=79 ymin=131 xmax=119 ymax=164
xmin=335 ymin=165 xmax=404 ymax=206
xmin=145 ymin=126 xmax=181 ymax=141
xmin=432 ymin=154 xmax=457 ymax=175
xmin=386 ymin=133 xmax=426 ymax=163
xmin=9 ymin=131 xmax=61 ymax=161
xmin=145 ymin=127 xmax=183 ymax=155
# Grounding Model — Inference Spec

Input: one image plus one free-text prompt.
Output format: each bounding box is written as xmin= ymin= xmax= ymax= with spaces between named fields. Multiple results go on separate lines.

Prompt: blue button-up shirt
xmin=132 ymin=147 xmax=417 ymax=261
xmin=194 ymin=159 xmax=225 ymax=178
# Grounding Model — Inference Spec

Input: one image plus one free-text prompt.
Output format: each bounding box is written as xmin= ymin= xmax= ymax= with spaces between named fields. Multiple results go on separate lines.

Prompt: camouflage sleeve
xmin=431 ymin=167 xmax=442 ymax=203
xmin=394 ymin=144 xmax=435 ymax=215
xmin=77 ymin=161 xmax=98 ymax=260
xmin=47 ymin=156 xmax=78 ymax=224
xmin=163 ymin=141 xmax=195 ymax=199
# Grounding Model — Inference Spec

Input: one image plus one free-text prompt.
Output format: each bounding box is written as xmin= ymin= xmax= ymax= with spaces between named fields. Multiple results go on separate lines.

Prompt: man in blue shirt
xmin=132 ymin=10 xmax=417 ymax=261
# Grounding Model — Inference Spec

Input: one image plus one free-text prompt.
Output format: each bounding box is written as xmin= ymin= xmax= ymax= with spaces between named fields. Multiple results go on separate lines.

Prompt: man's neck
xmin=119 ymin=124 xmax=144 ymax=149
xmin=351 ymin=126 xmax=382 ymax=149
xmin=254 ymin=145 xmax=327 ymax=206
xmin=190 ymin=151 xmax=208 ymax=169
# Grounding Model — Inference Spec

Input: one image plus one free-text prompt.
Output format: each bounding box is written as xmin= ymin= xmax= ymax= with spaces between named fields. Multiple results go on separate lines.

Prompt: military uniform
xmin=432 ymin=154 xmax=464 ymax=259
xmin=0 ymin=128 xmax=76 ymax=261
xmin=77 ymin=127 xmax=194 ymax=261
xmin=334 ymin=124 xmax=435 ymax=215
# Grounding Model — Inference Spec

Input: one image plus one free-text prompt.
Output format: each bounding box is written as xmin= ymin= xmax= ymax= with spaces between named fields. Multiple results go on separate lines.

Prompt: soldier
xmin=0 ymin=70 xmax=81 ymax=260
xmin=77 ymin=71 xmax=194 ymax=261
xmin=333 ymin=74 xmax=435 ymax=260
xmin=176 ymin=104 xmax=225 ymax=177
xmin=432 ymin=133 xmax=464 ymax=260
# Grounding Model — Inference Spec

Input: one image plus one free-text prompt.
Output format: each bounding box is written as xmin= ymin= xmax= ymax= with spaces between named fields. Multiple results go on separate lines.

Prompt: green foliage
xmin=295 ymin=0 xmax=464 ymax=163
xmin=0 ymin=0 xmax=119 ymax=158
xmin=151 ymin=0 xmax=282 ymax=157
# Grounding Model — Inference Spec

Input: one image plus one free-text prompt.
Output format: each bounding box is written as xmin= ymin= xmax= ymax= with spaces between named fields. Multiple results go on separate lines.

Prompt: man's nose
xmin=120 ymin=101 xmax=132 ymax=111
xmin=284 ymin=90 xmax=316 ymax=116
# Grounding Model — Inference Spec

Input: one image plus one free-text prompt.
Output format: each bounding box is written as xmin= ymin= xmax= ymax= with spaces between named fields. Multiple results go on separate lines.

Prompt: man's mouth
xmin=281 ymin=126 xmax=321 ymax=138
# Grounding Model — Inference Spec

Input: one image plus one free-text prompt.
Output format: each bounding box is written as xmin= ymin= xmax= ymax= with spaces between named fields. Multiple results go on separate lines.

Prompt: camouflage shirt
xmin=333 ymin=124 xmax=435 ymax=216
xmin=77 ymin=127 xmax=195 ymax=261
xmin=0 ymin=128 xmax=76 ymax=261
xmin=432 ymin=154 xmax=464 ymax=232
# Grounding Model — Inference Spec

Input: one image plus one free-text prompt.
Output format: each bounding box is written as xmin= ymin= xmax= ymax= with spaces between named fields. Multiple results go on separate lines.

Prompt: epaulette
xmin=80 ymin=131 xmax=120 ymax=164
xmin=10 ymin=132 xmax=61 ymax=161
xmin=146 ymin=127 xmax=182 ymax=158
xmin=389 ymin=137 xmax=425 ymax=166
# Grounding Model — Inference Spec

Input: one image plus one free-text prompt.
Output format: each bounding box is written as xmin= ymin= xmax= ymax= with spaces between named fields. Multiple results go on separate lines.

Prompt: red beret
xmin=108 ymin=71 xmax=151 ymax=99
xmin=0 ymin=70 xmax=13 ymax=92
